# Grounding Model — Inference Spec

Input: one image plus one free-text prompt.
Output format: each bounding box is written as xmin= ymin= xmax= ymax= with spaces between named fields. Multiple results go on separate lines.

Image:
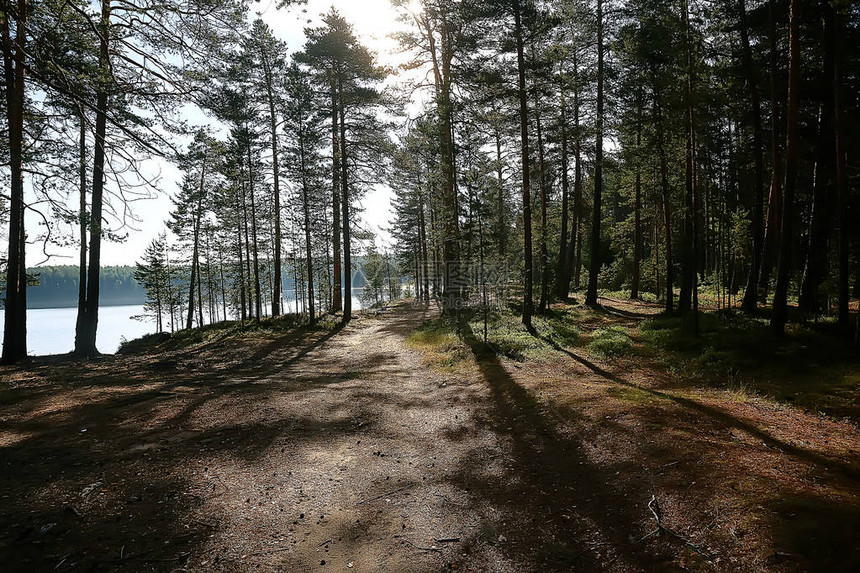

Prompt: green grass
xmin=408 ymin=305 xmax=583 ymax=364
xmin=639 ymin=310 xmax=860 ymax=418
xmin=585 ymin=325 xmax=634 ymax=358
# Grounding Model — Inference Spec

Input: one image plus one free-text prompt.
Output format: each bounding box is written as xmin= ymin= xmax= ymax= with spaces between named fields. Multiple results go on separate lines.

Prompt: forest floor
xmin=0 ymin=297 xmax=859 ymax=572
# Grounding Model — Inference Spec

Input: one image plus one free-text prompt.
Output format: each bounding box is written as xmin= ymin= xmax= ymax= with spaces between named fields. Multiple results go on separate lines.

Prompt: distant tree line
xmin=10 ymin=266 xmax=145 ymax=309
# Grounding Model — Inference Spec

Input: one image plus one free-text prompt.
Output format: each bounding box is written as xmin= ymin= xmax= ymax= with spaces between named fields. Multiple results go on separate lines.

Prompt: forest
xmin=1 ymin=0 xmax=859 ymax=571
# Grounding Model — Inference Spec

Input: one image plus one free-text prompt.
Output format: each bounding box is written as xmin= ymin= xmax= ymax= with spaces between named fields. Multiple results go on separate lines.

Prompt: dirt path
xmin=1 ymin=301 xmax=859 ymax=572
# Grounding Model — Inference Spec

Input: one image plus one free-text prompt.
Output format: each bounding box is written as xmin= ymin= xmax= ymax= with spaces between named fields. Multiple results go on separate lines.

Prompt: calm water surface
xmin=1 ymin=291 xmax=370 ymax=357
xmin=0 ymin=305 xmax=152 ymax=356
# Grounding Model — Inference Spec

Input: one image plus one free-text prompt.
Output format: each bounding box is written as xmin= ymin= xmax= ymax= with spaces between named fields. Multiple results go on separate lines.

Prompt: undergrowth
xmin=639 ymin=310 xmax=860 ymax=418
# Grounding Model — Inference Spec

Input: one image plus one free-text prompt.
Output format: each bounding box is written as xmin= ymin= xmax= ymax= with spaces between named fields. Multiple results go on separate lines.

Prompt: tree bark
xmin=833 ymin=7 xmax=849 ymax=333
xmin=186 ymin=153 xmax=206 ymax=330
xmin=556 ymin=79 xmax=571 ymax=300
xmin=630 ymin=86 xmax=643 ymax=300
xmin=514 ymin=0 xmax=533 ymax=328
xmin=759 ymin=0 xmax=783 ymax=301
xmin=1 ymin=0 xmax=28 ymax=363
xmin=585 ymin=0 xmax=603 ymax=307
xmin=299 ymin=130 xmax=316 ymax=325
xmin=798 ymin=2 xmax=835 ymax=316
xmin=330 ymin=75 xmax=343 ymax=313
xmin=75 ymin=0 xmax=111 ymax=357
xmin=739 ymin=0 xmax=766 ymax=314
xmin=262 ymin=46 xmax=283 ymax=317
xmin=771 ymin=0 xmax=800 ymax=336
xmin=338 ymin=76 xmax=352 ymax=322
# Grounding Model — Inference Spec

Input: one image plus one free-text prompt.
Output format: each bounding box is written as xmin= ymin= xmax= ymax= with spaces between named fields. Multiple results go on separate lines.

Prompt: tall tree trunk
xmin=241 ymin=176 xmax=253 ymax=319
xmin=630 ymin=86 xmax=643 ymax=300
xmin=567 ymin=55 xmax=582 ymax=291
xmin=262 ymin=49 xmax=283 ymax=317
xmin=426 ymin=11 xmax=460 ymax=316
xmin=654 ymin=88 xmax=674 ymax=314
xmin=419 ymin=193 xmax=430 ymax=303
xmin=799 ymin=2 xmax=835 ymax=316
xmin=585 ymin=0 xmax=603 ymax=307
xmin=338 ymin=77 xmax=352 ymax=322
xmin=299 ymin=131 xmax=316 ymax=325
xmin=494 ymin=125 xmax=506 ymax=260
xmin=1 ymin=0 xmax=27 ymax=363
xmin=75 ymin=0 xmax=110 ymax=357
xmin=75 ymin=107 xmax=87 ymax=347
xmin=330 ymin=76 xmax=342 ymax=313
xmin=759 ymin=0 xmax=783 ymax=300
xmin=247 ymin=145 xmax=263 ymax=322
xmin=739 ymin=0 xmax=766 ymax=314
xmin=514 ymin=0 xmax=533 ymax=327
xmin=186 ymin=155 xmax=206 ymax=330
xmin=683 ymin=0 xmax=699 ymax=334
xmin=534 ymin=80 xmax=549 ymax=313
xmin=556 ymin=78 xmax=571 ymax=300
xmin=771 ymin=0 xmax=800 ymax=336
xmin=833 ymin=7 xmax=849 ymax=333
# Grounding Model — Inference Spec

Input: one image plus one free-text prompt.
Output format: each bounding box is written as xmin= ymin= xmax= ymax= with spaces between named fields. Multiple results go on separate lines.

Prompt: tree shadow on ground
xmin=0 ymin=314 xmax=417 ymax=572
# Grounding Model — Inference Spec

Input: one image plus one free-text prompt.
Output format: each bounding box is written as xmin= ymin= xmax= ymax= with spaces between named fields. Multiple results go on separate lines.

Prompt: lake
xmin=0 ymin=291 xmax=370 ymax=357
xmin=0 ymin=305 xmax=152 ymax=356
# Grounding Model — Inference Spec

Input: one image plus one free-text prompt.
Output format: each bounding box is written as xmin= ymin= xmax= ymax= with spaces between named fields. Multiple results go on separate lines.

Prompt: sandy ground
xmin=1 ymin=300 xmax=858 ymax=572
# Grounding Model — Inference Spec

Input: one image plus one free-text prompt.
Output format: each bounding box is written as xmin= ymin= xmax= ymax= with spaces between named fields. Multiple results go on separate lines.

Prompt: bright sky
xmin=29 ymin=0 xmax=408 ymax=268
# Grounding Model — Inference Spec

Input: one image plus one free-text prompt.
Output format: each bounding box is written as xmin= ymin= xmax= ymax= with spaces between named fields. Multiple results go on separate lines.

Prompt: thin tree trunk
xmin=799 ymin=2 xmax=835 ymax=316
xmin=330 ymin=76 xmax=343 ymax=313
xmin=684 ymin=0 xmax=699 ymax=334
xmin=261 ymin=47 xmax=283 ymax=317
xmin=556 ymin=76 xmax=571 ymax=300
xmin=338 ymin=77 xmax=352 ymax=322
xmin=631 ymin=87 xmax=643 ymax=300
xmin=759 ymin=0 xmax=783 ymax=301
xmin=75 ymin=0 xmax=110 ymax=357
xmin=771 ymin=0 xmax=800 ymax=336
xmin=585 ymin=0 xmax=603 ymax=307
xmin=654 ymin=88 xmax=674 ymax=314
xmin=833 ymin=7 xmax=849 ymax=333
xmin=739 ymin=0 xmax=766 ymax=314
xmin=186 ymin=154 xmax=206 ymax=330
xmin=299 ymin=129 xmax=316 ymax=325
xmin=75 ymin=107 xmax=87 ymax=346
xmin=534 ymin=79 xmax=550 ymax=313
xmin=247 ymin=145 xmax=263 ymax=322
